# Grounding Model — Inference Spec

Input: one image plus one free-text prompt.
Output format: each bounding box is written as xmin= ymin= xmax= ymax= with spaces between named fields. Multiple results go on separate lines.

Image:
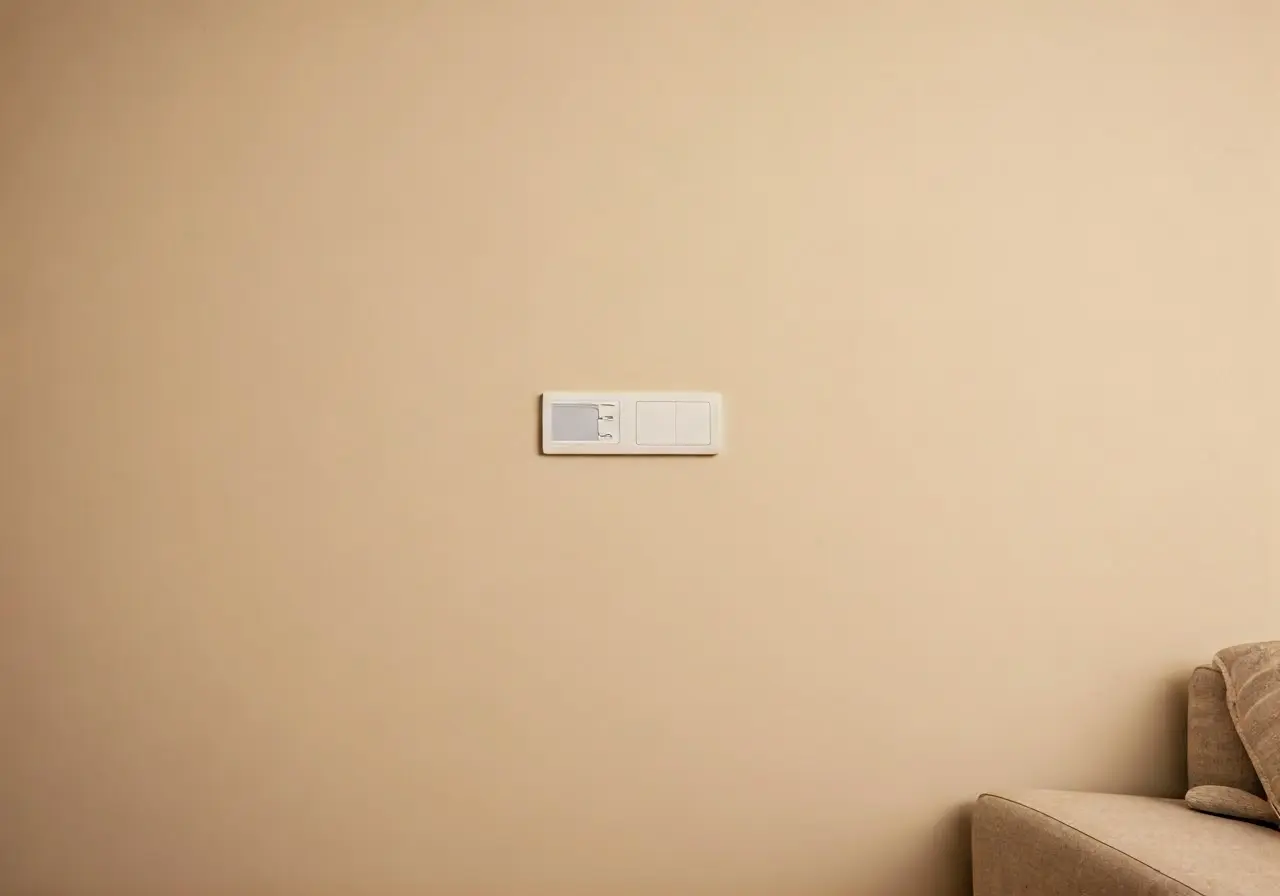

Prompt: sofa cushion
xmin=973 ymin=790 xmax=1280 ymax=896
xmin=1215 ymin=643 xmax=1280 ymax=817
xmin=1186 ymin=785 xmax=1278 ymax=825
xmin=1189 ymin=665 xmax=1265 ymax=796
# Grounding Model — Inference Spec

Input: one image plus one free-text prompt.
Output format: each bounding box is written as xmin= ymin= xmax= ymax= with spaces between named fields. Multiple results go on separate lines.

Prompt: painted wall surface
xmin=3 ymin=4 xmax=1277 ymax=894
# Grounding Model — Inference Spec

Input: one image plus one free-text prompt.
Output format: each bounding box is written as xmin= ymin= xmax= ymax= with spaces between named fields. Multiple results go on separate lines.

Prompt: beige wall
xmin=2 ymin=3 xmax=1277 ymax=894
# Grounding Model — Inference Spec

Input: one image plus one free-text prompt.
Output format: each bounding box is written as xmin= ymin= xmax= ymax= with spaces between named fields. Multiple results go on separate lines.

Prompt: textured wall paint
xmin=2 ymin=3 xmax=1278 ymax=894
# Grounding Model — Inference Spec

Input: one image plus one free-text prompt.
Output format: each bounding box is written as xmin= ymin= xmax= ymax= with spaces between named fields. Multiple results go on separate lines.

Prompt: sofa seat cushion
xmin=973 ymin=790 xmax=1280 ymax=896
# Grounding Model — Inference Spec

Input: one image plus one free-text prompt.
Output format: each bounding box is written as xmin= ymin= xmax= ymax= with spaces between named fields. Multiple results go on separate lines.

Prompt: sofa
xmin=972 ymin=664 xmax=1280 ymax=895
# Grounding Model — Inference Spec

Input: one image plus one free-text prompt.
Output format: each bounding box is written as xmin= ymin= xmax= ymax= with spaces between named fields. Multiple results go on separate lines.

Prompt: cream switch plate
xmin=542 ymin=392 xmax=722 ymax=455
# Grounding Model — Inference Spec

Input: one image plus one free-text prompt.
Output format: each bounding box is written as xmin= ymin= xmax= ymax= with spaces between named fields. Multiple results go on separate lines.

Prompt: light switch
xmin=676 ymin=402 xmax=711 ymax=446
xmin=636 ymin=401 xmax=677 ymax=445
xmin=541 ymin=392 xmax=721 ymax=455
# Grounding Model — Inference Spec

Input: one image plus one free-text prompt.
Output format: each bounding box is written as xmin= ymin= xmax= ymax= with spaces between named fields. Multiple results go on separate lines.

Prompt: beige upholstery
xmin=973 ymin=665 xmax=1280 ymax=895
xmin=1185 ymin=785 xmax=1278 ymax=825
xmin=1188 ymin=665 xmax=1265 ymax=796
xmin=1214 ymin=643 xmax=1280 ymax=816
xmin=972 ymin=790 xmax=1280 ymax=896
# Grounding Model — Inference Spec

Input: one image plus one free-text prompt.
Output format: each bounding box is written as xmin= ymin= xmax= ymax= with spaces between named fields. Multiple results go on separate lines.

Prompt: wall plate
xmin=541 ymin=392 xmax=722 ymax=455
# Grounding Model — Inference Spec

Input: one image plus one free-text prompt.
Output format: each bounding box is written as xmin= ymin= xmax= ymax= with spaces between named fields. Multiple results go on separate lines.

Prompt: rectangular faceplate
xmin=541 ymin=392 xmax=722 ymax=455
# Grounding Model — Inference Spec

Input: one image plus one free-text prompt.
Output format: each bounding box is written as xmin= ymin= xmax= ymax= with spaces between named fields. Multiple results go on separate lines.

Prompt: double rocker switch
xmin=541 ymin=392 xmax=722 ymax=455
